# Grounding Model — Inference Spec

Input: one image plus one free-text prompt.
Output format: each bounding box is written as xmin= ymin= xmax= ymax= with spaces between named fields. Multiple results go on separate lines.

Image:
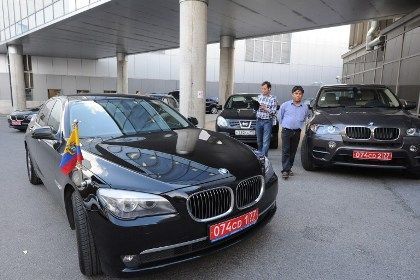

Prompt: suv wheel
xmin=301 ymin=137 xmax=317 ymax=171
xmin=72 ymin=192 xmax=102 ymax=276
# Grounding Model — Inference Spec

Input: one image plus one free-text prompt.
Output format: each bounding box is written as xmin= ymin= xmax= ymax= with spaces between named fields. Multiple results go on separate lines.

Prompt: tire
xmin=211 ymin=106 xmax=218 ymax=114
xmin=72 ymin=192 xmax=102 ymax=276
xmin=300 ymin=137 xmax=317 ymax=171
xmin=26 ymin=147 xmax=42 ymax=185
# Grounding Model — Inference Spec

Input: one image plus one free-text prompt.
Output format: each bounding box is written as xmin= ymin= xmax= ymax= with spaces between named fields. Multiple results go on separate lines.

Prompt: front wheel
xmin=72 ymin=192 xmax=102 ymax=276
xmin=301 ymin=137 xmax=317 ymax=171
xmin=26 ymin=147 xmax=42 ymax=185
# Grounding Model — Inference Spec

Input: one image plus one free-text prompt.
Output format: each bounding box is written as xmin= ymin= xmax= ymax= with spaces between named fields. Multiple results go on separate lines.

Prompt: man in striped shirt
xmin=256 ymin=81 xmax=277 ymax=157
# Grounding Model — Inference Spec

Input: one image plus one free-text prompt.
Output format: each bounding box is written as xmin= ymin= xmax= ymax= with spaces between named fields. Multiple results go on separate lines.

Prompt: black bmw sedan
xmin=24 ymin=94 xmax=278 ymax=277
xmin=7 ymin=107 xmax=39 ymax=131
xmin=301 ymin=85 xmax=420 ymax=177
xmin=215 ymin=93 xmax=279 ymax=148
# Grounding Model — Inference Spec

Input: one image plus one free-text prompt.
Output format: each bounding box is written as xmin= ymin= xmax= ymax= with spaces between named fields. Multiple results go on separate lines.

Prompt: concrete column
xmin=218 ymin=35 xmax=235 ymax=106
xmin=8 ymin=45 xmax=26 ymax=110
xmin=179 ymin=0 xmax=208 ymax=128
xmin=117 ymin=52 xmax=128 ymax=94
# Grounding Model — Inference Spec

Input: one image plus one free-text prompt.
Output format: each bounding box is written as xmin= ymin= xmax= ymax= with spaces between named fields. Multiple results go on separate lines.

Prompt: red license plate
xmin=353 ymin=151 xmax=392 ymax=161
xmin=11 ymin=120 xmax=22 ymax=125
xmin=209 ymin=209 xmax=258 ymax=242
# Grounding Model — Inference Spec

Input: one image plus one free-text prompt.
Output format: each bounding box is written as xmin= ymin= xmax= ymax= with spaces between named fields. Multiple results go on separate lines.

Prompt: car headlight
xmin=97 ymin=189 xmax=176 ymax=220
xmin=216 ymin=116 xmax=228 ymax=127
xmin=310 ymin=124 xmax=340 ymax=135
xmin=406 ymin=128 xmax=420 ymax=136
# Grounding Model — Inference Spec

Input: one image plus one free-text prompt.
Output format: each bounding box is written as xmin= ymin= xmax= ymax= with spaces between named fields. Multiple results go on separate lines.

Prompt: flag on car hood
xmin=59 ymin=124 xmax=83 ymax=174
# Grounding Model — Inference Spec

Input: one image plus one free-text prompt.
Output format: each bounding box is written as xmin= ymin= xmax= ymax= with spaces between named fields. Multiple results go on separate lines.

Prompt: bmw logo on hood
xmin=218 ymin=168 xmax=229 ymax=175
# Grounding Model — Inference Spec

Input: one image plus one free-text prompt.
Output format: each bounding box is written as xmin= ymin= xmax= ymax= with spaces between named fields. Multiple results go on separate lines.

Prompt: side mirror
xmin=188 ymin=117 xmax=199 ymax=126
xmin=32 ymin=126 xmax=57 ymax=140
xmin=401 ymin=99 xmax=417 ymax=110
xmin=309 ymin=99 xmax=316 ymax=109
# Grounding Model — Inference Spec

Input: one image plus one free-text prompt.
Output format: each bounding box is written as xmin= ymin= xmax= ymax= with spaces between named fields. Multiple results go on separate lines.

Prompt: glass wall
xmin=0 ymin=0 xmax=101 ymax=42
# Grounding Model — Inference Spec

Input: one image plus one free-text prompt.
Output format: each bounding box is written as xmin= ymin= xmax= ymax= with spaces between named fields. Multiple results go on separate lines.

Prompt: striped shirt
xmin=256 ymin=94 xmax=277 ymax=120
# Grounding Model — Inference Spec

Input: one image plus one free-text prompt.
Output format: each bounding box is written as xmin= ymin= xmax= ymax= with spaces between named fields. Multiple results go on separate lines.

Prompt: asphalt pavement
xmin=0 ymin=115 xmax=418 ymax=280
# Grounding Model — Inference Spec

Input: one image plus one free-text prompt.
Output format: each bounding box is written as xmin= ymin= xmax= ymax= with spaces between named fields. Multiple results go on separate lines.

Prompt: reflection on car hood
xmin=81 ymin=129 xmax=262 ymax=192
xmin=317 ymin=107 xmax=416 ymax=127
xmin=219 ymin=108 xmax=257 ymax=120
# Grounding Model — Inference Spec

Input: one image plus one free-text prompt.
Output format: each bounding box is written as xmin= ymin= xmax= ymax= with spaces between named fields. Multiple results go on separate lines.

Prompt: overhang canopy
xmin=2 ymin=0 xmax=419 ymax=59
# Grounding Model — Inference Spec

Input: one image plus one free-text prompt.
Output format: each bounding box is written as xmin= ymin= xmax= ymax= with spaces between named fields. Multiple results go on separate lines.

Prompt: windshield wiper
xmin=319 ymin=105 xmax=345 ymax=108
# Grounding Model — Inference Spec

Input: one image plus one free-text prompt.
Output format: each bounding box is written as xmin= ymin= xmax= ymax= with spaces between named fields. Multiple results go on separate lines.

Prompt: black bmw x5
xmin=301 ymin=85 xmax=420 ymax=177
xmin=24 ymin=94 xmax=278 ymax=277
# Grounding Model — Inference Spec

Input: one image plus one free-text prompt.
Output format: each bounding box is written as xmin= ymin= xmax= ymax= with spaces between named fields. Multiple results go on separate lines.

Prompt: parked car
xmin=301 ymin=84 xmax=420 ymax=178
xmin=215 ymin=93 xmax=279 ymax=149
xmin=147 ymin=93 xmax=179 ymax=110
xmin=206 ymin=97 xmax=222 ymax=114
xmin=7 ymin=107 xmax=39 ymax=131
xmin=24 ymin=94 xmax=278 ymax=277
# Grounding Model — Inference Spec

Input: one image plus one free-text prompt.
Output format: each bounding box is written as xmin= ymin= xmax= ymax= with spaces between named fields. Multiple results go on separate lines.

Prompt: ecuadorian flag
xmin=59 ymin=125 xmax=83 ymax=174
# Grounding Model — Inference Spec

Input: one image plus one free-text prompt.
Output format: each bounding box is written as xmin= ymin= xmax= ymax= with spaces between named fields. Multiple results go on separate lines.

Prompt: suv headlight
xmin=406 ymin=128 xmax=420 ymax=136
xmin=310 ymin=124 xmax=340 ymax=135
xmin=97 ymin=189 xmax=176 ymax=220
xmin=217 ymin=116 xmax=228 ymax=127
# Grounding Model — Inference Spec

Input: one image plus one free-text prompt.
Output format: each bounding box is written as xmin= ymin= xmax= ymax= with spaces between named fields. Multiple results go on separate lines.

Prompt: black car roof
xmin=64 ymin=93 xmax=154 ymax=101
xmin=320 ymin=84 xmax=388 ymax=89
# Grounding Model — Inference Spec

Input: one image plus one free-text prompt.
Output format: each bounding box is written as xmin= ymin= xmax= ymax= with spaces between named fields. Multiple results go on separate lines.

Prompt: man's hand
xmin=259 ymin=104 xmax=268 ymax=112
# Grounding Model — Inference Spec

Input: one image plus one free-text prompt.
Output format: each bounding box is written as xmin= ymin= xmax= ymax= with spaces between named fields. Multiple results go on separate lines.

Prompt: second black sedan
xmin=7 ymin=107 xmax=39 ymax=131
xmin=215 ymin=93 xmax=279 ymax=148
xmin=24 ymin=94 xmax=278 ymax=277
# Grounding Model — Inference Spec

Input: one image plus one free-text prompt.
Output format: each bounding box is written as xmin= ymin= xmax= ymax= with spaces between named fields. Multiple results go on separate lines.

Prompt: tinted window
xmin=47 ymin=100 xmax=62 ymax=134
xmin=37 ymin=100 xmax=55 ymax=126
xmin=317 ymin=87 xmax=400 ymax=108
xmin=225 ymin=95 xmax=259 ymax=109
xmin=69 ymin=98 xmax=190 ymax=138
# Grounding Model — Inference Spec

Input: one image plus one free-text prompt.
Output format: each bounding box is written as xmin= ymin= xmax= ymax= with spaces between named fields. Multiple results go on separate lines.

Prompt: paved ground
xmin=0 ymin=115 xmax=418 ymax=280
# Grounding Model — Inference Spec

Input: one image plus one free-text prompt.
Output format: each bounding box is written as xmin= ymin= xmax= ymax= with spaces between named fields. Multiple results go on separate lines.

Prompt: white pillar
xmin=218 ymin=35 xmax=235 ymax=106
xmin=117 ymin=52 xmax=128 ymax=94
xmin=179 ymin=0 xmax=208 ymax=128
xmin=8 ymin=45 xmax=26 ymax=110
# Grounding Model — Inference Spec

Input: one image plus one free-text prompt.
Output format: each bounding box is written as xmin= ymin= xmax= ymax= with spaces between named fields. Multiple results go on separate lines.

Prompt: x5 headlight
xmin=98 ymin=189 xmax=176 ymax=220
xmin=406 ymin=128 xmax=420 ymax=136
xmin=310 ymin=124 xmax=340 ymax=135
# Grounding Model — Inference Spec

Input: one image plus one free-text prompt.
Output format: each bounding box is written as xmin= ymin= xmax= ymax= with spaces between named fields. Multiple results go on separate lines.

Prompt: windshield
xmin=69 ymin=98 xmax=190 ymax=138
xmin=317 ymin=87 xmax=400 ymax=108
xmin=225 ymin=95 xmax=259 ymax=109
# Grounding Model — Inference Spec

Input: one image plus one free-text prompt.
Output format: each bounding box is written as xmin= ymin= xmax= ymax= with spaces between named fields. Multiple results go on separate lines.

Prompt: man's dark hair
xmin=292 ymin=85 xmax=304 ymax=93
xmin=261 ymin=81 xmax=271 ymax=89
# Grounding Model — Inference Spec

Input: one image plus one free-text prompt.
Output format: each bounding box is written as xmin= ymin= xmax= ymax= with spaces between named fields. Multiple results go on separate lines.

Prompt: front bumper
xmin=307 ymin=134 xmax=420 ymax=170
xmin=7 ymin=118 xmax=30 ymax=130
xmin=216 ymin=125 xmax=278 ymax=144
xmin=87 ymin=174 xmax=278 ymax=277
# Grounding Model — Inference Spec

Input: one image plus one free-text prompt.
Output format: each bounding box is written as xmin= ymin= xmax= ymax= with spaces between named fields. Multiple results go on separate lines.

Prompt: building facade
xmin=0 ymin=25 xmax=349 ymax=113
xmin=342 ymin=8 xmax=420 ymax=115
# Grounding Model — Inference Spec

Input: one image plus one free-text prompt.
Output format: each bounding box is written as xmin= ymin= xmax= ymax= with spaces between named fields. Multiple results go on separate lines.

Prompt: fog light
xmin=410 ymin=145 xmax=418 ymax=152
xmin=121 ymin=254 xmax=140 ymax=268
xmin=328 ymin=141 xmax=337 ymax=149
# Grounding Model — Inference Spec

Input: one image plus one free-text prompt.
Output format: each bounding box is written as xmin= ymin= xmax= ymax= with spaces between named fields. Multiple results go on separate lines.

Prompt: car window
xmin=317 ymin=88 xmax=400 ymax=108
xmin=225 ymin=95 xmax=259 ymax=109
xmin=69 ymin=98 xmax=190 ymax=138
xmin=37 ymin=100 xmax=56 ymax=126
xmin=47 ymin=100 xmax=62 ymax=134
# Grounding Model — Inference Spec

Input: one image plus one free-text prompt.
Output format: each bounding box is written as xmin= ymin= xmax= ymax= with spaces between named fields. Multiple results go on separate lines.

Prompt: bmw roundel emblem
xmin=218 ymin=168 xmax=229 ymax=175
xmin=368 ymin=122 xmax=374 ymax=126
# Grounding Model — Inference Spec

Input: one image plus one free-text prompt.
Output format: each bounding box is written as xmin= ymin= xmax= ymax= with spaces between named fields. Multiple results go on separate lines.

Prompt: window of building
xmin=104 ymin=90 xmax=117 ymax=94
xmin=77 ymin=89 xmax=90 ymax=94
xmin=23 ymin=55 xmax=34 ymax=95
xmin=25 ymin=89 xmax=33 ymax=101
xmin=245 ymin=34 xmax=291 ymax=64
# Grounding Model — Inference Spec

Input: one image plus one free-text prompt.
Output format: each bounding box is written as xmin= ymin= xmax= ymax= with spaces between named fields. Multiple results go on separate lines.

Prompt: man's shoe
xmin=282 ymin=171 xmax=289 ymax=179
xmin=288 ymin=170 xmax=294 ymax=176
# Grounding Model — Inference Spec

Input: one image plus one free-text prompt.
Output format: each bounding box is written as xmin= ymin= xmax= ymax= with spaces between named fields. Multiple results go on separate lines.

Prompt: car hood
xmin=10 ymin=109 xmax=38 ymax=116
xmin=316 ymin=107 xmax=416 ymax=127
xmin=219 ymin=108 xmax=257 ymax=120
xmin=80 ymin=129 xmax=263 ymax=193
